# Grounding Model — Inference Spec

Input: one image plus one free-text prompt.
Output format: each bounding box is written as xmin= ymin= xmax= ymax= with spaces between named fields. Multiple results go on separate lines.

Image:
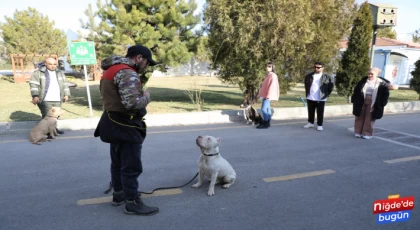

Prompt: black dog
xmin=239 ymin=88 xmax=262 ymax=126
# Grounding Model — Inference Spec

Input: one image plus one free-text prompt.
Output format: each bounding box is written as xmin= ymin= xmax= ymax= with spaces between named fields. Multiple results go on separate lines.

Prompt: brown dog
xmin=29 ymin=107 xmax=62 ymax=145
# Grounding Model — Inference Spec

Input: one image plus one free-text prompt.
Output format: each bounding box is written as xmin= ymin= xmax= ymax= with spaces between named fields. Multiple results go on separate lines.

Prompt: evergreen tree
xmin=376 ymin=27 xmax=397 ymax=39
xmin=94 ymin=0 xmax=201 ymax=72
xmin=302 ymin=0 xmax=357 ymax=78
xmin=413 ymin=29 xmax=420 ymax=43
xmin=409 ymin=59 xmax=420 ymax=100
xmin=204 ymin=0 xmax=356 ymax=94
xmin=335 ymin=2 xmax=372 ymax=102
xmin=79 ymin=3 xmax=108 ymax=61
xmin=0 ymin=7 xmax=67 ymax=56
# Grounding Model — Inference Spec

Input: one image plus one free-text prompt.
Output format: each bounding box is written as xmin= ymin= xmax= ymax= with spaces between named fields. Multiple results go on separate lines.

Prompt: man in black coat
xmin=303 ymin=61 xmax=334 ymax=131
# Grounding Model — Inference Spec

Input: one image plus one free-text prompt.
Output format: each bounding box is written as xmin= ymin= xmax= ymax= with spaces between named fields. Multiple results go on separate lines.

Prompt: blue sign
xmin=377 ymin=211 xmax=411 ymax=224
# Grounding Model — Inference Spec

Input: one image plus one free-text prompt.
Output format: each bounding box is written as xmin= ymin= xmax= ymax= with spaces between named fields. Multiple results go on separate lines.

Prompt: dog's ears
xmin=216 ymin=137 xmax=221 ymax=143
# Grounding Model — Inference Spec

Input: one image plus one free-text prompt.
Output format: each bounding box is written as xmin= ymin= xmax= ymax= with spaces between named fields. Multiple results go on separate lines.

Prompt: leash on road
xmin=104 ymin=172 xmax=199 ymax=195
xmin=299 ymin=96 xmax=307 ymax=107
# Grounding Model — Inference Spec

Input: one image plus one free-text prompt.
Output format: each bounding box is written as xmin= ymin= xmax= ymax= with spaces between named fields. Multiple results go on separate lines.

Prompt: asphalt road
xmin=0 ymin=112 xmax=419 ymax=230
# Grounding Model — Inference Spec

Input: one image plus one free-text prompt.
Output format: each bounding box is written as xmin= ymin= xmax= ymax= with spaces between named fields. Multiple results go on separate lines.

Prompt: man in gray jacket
xmin=29 ymin=57 xmax=71 ymax=135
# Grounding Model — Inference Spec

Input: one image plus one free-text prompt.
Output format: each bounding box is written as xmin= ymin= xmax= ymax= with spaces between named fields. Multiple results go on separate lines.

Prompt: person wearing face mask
xmin=351 ymin=67 xmax=390 ymax=139
xmin=94 ymin=45 xmax=159 ymax=216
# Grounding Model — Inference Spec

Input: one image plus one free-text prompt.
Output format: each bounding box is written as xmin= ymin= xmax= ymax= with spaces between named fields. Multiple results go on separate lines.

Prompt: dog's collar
xmin=202 ymin=152 xmax=219 ymax=156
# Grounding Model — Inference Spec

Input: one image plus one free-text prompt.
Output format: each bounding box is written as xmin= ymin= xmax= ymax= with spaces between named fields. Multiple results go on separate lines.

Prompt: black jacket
xmin=351 ymin=77 xmax=390 ymax=120
xmin=304 ymin=72 xmax=334 ymax=100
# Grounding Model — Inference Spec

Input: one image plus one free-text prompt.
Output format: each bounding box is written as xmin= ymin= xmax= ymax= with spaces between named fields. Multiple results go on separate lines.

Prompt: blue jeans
xmin=261 ymin=99 xmax=271 ymax=121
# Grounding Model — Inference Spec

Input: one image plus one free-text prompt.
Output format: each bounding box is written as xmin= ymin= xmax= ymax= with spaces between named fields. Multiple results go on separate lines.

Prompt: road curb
xmin=1 ymin=101 xmax=419 ymax=134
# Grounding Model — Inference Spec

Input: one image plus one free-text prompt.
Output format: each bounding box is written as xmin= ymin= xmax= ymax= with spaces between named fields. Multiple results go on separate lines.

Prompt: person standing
xmin=29 ymin=57 xmax=70 ymax=135
xmin=94 ymin=45 xmax=159 ymax=216
xmin=256 ymin=62 xmax=280 ymax=129
xmin=303 ymin=62 xmax=334 ymax=131
xmin=351 ymin=67 xmax=390 ymax=139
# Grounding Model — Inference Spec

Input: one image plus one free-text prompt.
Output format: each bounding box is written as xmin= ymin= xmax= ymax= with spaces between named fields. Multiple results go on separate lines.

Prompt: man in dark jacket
xmin=94 ymin=45 xmax=159 ymax=216
xmin=303 ymin=62 xmax=334 ymax=131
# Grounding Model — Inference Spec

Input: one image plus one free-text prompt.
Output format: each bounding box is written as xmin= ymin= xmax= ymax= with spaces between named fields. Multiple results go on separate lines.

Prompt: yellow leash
xmin=107 ymin=111 xmax=147 ymax=130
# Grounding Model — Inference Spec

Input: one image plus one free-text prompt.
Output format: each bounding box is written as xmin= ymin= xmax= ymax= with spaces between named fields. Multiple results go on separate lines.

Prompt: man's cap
xmin=126 ymin=45 xmax=158 ymax=66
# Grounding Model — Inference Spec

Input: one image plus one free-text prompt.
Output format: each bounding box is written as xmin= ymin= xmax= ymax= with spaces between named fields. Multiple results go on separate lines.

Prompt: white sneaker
xmin=317 ymin=126 xmax=323 ymax=131
xmin=303 ymin=123 xmax=315 ymax=128
xmin=354 ymin=134 xmax=361 ymax=138
xmin=362 ymin=136 xmax=372 ymax=139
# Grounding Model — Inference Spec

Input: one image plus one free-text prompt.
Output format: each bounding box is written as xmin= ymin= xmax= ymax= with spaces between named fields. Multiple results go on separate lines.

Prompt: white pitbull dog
xmin=192 ymin=135 xmax=236 ymax=196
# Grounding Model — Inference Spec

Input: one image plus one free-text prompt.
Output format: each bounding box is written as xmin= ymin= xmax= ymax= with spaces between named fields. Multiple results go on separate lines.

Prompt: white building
xmin=339 ymin=37 xmax=420 ymax=85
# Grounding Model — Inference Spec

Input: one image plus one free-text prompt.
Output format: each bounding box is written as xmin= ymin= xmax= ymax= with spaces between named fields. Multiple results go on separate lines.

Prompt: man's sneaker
xmin=124 ymin=197 xmax=159 ymax=216
xmin=317 ymin=126 xmax=323 ymax=131
xmin=303 ymin=123 xmax=314 ymax=128
xmin=354 ymin=134 xmax=361 ymax=138
xmin=111 ymin=191 xmax=125 ymax=206
xmin=362 ymin=136 xmax=372 ymax=139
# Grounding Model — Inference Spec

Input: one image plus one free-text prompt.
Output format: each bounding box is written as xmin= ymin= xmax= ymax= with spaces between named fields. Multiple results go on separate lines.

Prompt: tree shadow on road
xmin=10 ymin=111 xmax=41 ymax=122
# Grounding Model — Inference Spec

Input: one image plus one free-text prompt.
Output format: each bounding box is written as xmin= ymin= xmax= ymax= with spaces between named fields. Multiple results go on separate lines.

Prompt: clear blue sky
xmin=0 ymin=0 xmax=418 ymax=41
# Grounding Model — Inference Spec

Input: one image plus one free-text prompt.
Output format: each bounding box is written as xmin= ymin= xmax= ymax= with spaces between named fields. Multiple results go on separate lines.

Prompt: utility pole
xmin=370 ymin=26 xmax=378 ymax=68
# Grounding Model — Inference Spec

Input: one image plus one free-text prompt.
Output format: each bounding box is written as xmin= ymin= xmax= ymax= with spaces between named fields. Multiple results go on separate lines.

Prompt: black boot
xmin=256 ymin=121 xmax=269 ymax=129
xmin=56 ymin=128 xmax=64 ymax=135
xmin=124 ymin=196 xmax=159 ymax=216
xmin=267 ymin=119 xmax=271 ymax=127
xmin=112 ymin=191 xmax=125 ymax=206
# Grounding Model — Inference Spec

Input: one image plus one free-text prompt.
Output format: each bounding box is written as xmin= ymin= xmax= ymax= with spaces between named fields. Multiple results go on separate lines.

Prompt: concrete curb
xmin=1 ymin=101 xmax=419 ymax=133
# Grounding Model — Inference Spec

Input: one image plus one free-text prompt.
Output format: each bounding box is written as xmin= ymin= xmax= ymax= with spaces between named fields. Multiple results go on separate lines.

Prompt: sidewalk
xmin=1 ymin=101 xmax=419 ymax=134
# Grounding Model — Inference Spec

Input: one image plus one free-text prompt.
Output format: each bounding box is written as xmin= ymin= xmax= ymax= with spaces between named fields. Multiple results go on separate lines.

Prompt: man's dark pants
xmin=306 ymin=99 xmax=326 ymax=126
xmin=110 ymin=143 xmax=143 ymax=201
xmin=38 ymin=101 xmax=62 ymax=118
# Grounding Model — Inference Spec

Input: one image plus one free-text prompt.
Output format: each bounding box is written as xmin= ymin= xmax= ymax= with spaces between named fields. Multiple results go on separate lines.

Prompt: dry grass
xmin=0 ymin=74 xmax=418 ymax=122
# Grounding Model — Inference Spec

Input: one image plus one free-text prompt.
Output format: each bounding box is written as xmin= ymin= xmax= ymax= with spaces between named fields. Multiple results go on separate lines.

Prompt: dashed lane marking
xmin=263 ymin=169 xmax=336 ymax=182
xmin=77 ymin=188 xmax=183 ymax=206
xmin=384 ymin=155 xmax=420 ymax=164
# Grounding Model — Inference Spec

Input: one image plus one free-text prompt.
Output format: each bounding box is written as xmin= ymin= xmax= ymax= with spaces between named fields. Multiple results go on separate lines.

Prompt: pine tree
xmin=376 ymin=27 xmax=397 ymax=39
xmin=302 ymin=0 xmax=357 ymax=78
xmin=409 ymin=59 xmax=420 ymax=100
xmin=205 ymin=0 xmax=356 ymax=95
xmin=0 ymin=7 xmax=67 ymax=56
xmin=79 ymin=3 xmax=108 ymax=61
xmin=94 ymin=0 xmax=201 ymax=72
xmin=335 ymin=2 xmax=372 ymax=102
xmin=413 ymin=29 xmax=420 ymax=43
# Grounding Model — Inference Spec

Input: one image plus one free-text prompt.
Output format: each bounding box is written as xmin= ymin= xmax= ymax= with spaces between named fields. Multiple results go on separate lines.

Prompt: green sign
xmin=68 ymin=41 xmax=97 ymax=65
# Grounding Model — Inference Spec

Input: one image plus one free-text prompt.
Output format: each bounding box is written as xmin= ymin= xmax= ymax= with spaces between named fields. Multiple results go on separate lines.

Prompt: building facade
xmin=339 ymin=37 xmax=420 ymax=85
